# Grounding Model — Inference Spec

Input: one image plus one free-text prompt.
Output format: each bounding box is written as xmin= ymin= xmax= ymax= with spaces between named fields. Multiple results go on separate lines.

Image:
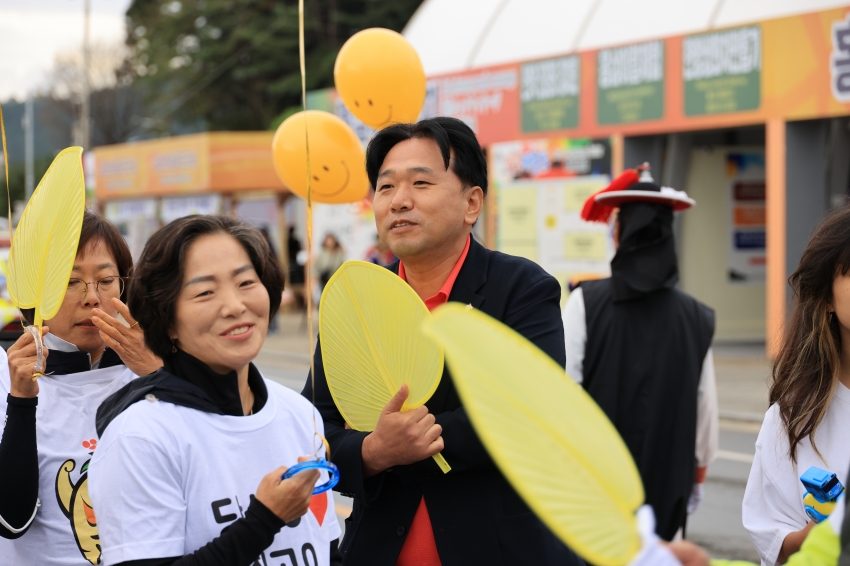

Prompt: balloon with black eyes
xmin=334 ymin=28 xmax=427 ymax=130
xmin=272 ymin=110 xmax=370 ymax=205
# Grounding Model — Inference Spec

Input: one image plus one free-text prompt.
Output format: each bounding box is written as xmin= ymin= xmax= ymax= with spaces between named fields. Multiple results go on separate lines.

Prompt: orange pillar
xmin=766 ymin=119 xmax=786 ymax=358
xmin=610 ymin=133 xmax=624 ymax=177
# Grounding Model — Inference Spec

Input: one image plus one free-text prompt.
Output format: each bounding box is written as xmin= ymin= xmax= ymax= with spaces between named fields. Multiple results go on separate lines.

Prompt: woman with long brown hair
xmin=743 ymin=205 xmax=850 ymax=565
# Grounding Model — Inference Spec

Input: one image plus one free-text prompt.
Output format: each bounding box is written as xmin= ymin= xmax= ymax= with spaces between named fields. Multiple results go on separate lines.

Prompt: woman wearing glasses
xmin=0 ymin=211 xmax=161 ymax=566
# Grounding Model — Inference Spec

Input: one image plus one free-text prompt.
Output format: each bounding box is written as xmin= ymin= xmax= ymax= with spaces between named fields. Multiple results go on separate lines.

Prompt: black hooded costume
xmin=578 ymin=178 xmax=715 ymax=541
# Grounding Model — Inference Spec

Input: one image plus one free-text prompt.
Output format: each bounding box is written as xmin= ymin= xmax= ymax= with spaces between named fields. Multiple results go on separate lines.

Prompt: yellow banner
xmin=94 ymin=132 xmax=285 ymax=200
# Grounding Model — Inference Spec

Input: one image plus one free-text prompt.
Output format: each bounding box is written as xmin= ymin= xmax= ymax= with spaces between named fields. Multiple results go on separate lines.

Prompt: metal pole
xmin=23 ymin=95 xmax=34 ymax=199
xmin=81 ymin=0 xmax=91 ymax=150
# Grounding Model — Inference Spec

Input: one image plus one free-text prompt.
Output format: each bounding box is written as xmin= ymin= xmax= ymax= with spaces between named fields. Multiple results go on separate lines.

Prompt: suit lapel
xmin=432 ymin=237 xmax=488 ymax=411
xmin=447 ymin=237 xmax=487 ymax=309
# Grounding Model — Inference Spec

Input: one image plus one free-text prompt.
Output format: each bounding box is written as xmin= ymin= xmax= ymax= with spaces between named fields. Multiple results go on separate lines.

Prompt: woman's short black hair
xmin=79 ymin=210 xmax=134 ymax=280
xmin=365 ymin=117 xmax=488 ymax=196
xmin=128 ymin=215 xmax=285 ymax=359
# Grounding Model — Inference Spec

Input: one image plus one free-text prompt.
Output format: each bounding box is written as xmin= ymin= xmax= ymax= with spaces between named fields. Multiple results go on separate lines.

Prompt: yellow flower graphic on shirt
xmin=56 ymin=439 xmax=101 ymax=565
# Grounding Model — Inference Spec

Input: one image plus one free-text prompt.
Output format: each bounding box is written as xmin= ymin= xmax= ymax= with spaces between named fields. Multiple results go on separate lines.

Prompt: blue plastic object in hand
xmin=281 ymin=458 xmax=340 ymax=495
xmin=800 ymin=466 xmax=845 ymax=523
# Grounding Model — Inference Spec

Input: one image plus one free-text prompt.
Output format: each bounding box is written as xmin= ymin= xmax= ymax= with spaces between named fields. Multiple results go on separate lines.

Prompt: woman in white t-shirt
xmin=743 ymin=205 xmax=850 ymax=565
xmin=90 ymin=215 xmax=341 ymax=566
xmin=0 ymin=211 xmax=162 ymax=565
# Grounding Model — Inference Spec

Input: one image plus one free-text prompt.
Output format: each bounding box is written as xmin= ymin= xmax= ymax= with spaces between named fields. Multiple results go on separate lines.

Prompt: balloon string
xmin=299 ymin=0 xmax=325 ymax=460
xmin=0 ymin=103 xmax=42 ymax=376
xmin=0 ymin=104 xmax=10 ymax=245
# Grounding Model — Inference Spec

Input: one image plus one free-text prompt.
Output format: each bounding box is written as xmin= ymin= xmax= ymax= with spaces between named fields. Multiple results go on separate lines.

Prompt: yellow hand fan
xmin=319 ymin=260 xmax=450 ymax=473
xmin=8 ymin=146 xmax=86 ymax=376
xmin=421 ymin=303 xmax=644 ymax=566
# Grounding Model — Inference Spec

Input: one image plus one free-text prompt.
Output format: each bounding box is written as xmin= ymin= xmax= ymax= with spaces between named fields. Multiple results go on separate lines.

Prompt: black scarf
xmin=46 ymin=347 xmax=125 ymax=375
xmin=610 ymin=201 xmax=678 ymax=302
xmin=96 ymin=349 xmax=268 ymax=437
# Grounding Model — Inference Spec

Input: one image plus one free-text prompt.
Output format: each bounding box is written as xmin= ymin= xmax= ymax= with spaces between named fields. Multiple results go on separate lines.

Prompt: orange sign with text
xmin=419 ymin=7 xmax=850 ymax=146
xmin=94 ymin=132 xmax=285 ymax=200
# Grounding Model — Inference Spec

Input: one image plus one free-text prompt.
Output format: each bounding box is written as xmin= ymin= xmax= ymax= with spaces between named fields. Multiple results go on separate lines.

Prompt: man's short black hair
xmin=365 ymin=117 xmax=488 ymax=196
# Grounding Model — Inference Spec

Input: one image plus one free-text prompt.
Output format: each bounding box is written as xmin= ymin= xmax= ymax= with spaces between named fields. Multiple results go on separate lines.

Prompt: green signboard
xmin=683 ymin=26 xmax=761 ymax=116
xmin=597 ymin=41 xmax=665 ymax=125
xmin=521 ymin=56 xmax=580 ymax=132
xmin=305 ymin=88 xmax=334 ymax=112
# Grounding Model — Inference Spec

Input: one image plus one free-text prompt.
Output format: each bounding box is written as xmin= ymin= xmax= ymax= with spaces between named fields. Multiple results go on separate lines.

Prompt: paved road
xmin=689 ymin=422 xmax=761 ymax=561
xmin=256 ymin=345 xmax=763 ymax=562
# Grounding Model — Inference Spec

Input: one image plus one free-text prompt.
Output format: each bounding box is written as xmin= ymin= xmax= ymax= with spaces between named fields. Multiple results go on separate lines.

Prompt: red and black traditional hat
xmin=580 ymin=163 xmax=696 ymax=223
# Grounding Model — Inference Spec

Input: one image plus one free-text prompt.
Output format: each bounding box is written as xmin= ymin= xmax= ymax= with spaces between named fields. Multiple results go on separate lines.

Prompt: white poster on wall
xmin=104 ymin=199 xmax=159 ymax=261
xmin=491 ymin=138 xmax=613 ymax=303
xmin=161 ymin=194 xmax=222 ymax=224
xmin=498 ymin=177 xmax=613 ymax=303
xmin=726 ymin=152 xmax=766 ymax=284
xmin=235 ymin=198 xmax=280 ymax=255
xmin=311 ymin=199 xmax=378 ymax=266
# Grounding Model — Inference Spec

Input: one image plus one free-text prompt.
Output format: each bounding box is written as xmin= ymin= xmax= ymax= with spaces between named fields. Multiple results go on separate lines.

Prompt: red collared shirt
xmin=393 ymin=235 xmax=471 ymax=566
xmin=397 ymin=236 xmax=471 ymax=311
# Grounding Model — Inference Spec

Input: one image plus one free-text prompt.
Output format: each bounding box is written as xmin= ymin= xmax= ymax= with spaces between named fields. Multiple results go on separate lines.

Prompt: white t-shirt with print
xmin=89 ymin=377 xmax=341 ymax=566
xmin=742 ymin=382 xmax=850 ymax=566
xmin=0 ymin=345 xmax=137 ymax=566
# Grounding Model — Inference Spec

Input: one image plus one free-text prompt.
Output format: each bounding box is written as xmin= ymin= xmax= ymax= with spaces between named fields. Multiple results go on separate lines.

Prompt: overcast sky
xmin=0 ymin=0 xmax=131 ymax=101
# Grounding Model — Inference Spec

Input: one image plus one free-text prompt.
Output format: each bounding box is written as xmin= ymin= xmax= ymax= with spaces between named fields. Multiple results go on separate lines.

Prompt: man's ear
xmin=464 ymin=186 xmax=484 ymax=226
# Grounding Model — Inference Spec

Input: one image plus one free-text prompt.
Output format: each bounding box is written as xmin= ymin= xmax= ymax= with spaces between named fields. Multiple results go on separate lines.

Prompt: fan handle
xmin=433 ymin=453 xmax=451 ymax=473
xmin=25 ymin=326 xmax=45 ymax=379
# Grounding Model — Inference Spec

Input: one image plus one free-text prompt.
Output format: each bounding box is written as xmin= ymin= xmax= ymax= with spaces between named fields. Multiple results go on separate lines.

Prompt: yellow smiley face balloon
xmin=334 ymin=28 xmax=426 ymax=129
xmin=272 ymin=110 xmax=370 ymax=204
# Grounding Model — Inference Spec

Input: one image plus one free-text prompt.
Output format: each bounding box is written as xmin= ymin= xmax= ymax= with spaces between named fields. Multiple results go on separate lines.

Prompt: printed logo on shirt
xmin=308 ymin=492 xmax=327 ymax=527
xmin=209 ymin=491 xmax=329 ymax=565
xmin=55 ymin=439 xmax=101 ymax=565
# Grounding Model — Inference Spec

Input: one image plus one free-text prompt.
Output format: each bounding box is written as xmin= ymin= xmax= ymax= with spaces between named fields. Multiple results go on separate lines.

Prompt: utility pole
xmin=23 ymin=95 xmax=34 ymax=199
xmin=81 ymin=0 xmax=91 ymax=150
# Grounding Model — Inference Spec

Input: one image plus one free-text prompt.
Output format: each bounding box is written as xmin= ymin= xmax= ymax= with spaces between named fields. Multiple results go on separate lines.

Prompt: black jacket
xmin=303 ymin=237 xmax=585 ymax=566
xmin=581 ymin=278 xmax=714 ymax=541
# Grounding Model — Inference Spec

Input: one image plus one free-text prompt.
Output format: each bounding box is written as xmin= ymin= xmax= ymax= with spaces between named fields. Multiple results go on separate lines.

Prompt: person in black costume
xmin=562 ymin=164 xmax=718 ymax=541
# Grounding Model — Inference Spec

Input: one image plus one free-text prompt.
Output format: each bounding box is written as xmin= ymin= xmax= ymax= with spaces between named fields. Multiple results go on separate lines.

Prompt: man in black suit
xmin=303 ymin=117 xmax=584 ymax=566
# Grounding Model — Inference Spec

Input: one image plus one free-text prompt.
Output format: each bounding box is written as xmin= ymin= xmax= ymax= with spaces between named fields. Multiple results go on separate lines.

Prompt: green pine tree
xmin=126 ymin=0 xmax=424 ymax=133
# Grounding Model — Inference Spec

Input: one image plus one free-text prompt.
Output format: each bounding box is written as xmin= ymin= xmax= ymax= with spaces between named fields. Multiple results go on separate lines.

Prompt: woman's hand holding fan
xmin=7 ymin=147 xmax=86 ymax=378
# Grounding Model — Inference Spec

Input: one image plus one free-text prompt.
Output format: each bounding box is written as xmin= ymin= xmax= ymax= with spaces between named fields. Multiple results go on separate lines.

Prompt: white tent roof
xmin=403 ymin=0 xmax=850 ymax=76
